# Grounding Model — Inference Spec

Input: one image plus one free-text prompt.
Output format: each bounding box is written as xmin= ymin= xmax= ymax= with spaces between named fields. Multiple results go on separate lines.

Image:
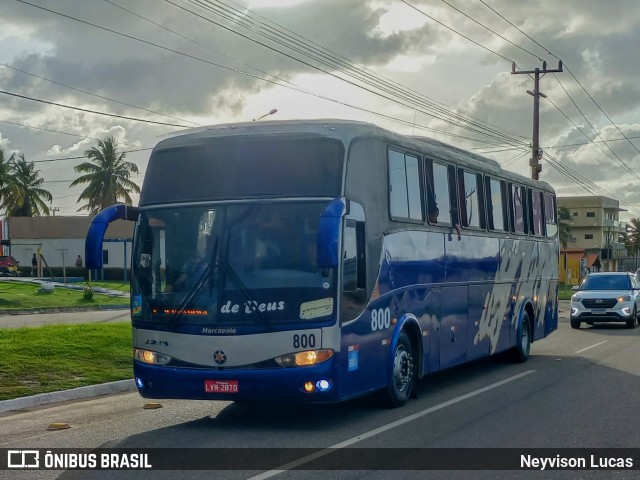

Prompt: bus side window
xmin=425 ymin=160 xmax=439 ymax=223
xmin=528 ymin=188 xmax=544 ymax=236
xmin=388 ymin=149 xmax=422 ymax=222
xmin=458 ymin=169 xmax=484 ymax=229
xmin=544 ymin=194 xmax=558 ymax=238
xmin=432 ymin=162 xmax=451 ymax=224
xmin=342 ymin=201 xmax=366 ymax=322
xmin=448 ymin=166 xmax=462 ymax=240
xmin=510 ymin=183 xmax=527 ymax=234
xmin=486 ymin=177 xmax=507 ymax=231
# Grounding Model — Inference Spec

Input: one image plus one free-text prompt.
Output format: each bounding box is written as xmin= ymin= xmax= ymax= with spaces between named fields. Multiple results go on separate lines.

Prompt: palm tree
xmin=558 ymin=206 xmax=572 ymax=248
xmin=70 ymin=136 xmax=140 ymax=215
xmin=0 ymin=146 xmax=12 ymax=206
xmin=2 ymin=153 xmax=53 ymax=217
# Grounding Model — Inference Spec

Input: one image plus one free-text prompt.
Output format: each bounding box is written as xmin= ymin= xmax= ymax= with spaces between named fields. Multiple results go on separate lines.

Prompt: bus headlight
xmin=275 ymin=349 xmax=334 ymax=367
xmin=134 ymin=348 xmax=171 ymax=365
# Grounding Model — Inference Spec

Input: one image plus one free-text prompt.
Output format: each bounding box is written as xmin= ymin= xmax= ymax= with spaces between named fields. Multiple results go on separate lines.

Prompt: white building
xmin=1 ymin=216 xmax=134 ymax=270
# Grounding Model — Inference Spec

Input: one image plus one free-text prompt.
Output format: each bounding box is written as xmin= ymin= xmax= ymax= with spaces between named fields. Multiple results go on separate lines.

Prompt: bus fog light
xmin=275 ymin=349 xmax=334 ymax=367
xmin=303 ymin=382 xmax=315 ymax=393
xmin=316 ymin=379 xmax=332 ymax=392
xmin=135 ymin=377 xmax=145 ymax=389
xmin=134 ymin=348 xmax=171 ymax=365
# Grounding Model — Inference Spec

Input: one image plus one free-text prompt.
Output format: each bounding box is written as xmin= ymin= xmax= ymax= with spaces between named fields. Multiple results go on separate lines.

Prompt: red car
xmin=0 ymin=255 xmax=19 ymax=276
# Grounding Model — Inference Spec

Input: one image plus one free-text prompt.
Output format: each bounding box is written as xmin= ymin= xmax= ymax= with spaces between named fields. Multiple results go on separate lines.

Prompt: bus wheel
xmin=510 ymin=312 xmax=531 ymax=363
xmin=385 ymin=331 xmax=414 ymax=408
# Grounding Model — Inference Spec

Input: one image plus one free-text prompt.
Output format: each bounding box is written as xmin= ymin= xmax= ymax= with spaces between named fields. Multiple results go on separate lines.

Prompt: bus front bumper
xmin=133 ymin=359 xmax=341 ymax=403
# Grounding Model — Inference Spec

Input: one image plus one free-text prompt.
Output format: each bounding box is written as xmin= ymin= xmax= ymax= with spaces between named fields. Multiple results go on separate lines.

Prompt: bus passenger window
xmin=486 ymin=178 xmax=506 ymax=231
xmin=544 ymin=194 xmax=558 ymax=237
xmin=388 ymin=150 xmax=422 ymax=221
xmin=432 ymin=162 xmax=451 ymax=224
xmin=425 ymin=161 xmax=439 ymax=223
xmin=511 ymin=184 xmax=526 ymax=234
xmin=459 ymin=170 xmax=483 ymax=229
xmin=529 ymin=189 xmax=544 ymax=236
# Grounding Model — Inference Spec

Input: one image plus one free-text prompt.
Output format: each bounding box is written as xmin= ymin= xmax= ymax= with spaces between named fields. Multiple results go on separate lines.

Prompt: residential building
xmin=557 ymin=196 xmax=626 ymax=283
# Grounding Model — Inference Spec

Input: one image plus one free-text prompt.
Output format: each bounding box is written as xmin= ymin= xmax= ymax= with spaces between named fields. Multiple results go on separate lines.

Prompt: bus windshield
xmin=131 ymin=202 xmax=337 ymax=327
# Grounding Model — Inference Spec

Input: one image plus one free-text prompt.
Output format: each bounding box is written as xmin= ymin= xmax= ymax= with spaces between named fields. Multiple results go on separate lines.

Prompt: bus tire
xmin=384 ymin=331 xmax=414 ymax=408
xmin=510 ymin=311 xmax=531 ymax=363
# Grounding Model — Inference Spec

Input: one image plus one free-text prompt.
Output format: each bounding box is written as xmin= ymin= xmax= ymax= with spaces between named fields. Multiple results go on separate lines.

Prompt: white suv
xmin=570 ymin=272 xmax=640 ymax=329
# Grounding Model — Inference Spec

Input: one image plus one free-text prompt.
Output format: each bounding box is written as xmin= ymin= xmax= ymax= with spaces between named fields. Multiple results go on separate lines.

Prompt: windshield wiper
xmin=217 ymin=257 xmax=272 ymax=330
xmin=168 ymin=235 xmax=218 ymax=326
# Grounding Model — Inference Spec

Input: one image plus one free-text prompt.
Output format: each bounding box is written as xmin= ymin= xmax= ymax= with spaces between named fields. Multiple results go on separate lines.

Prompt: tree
xmin=0 ymin=146 xmax=12 ymax=206
xmin=624 ymin=218 xmax=640 ymax=269
xmin=70 ymin=136 xmax=140 ymax=215
xmin=558 ymin=206 xmax=572 ymax=248
xmin=2 ymin=153 xmax=52 ymax=217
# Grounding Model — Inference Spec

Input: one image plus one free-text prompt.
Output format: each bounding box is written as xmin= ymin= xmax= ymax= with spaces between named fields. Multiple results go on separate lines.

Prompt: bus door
xmin=467 ymin=285 xmax=491 ymax=360
xmin=440 ymin=285 xmax=468 ymax=369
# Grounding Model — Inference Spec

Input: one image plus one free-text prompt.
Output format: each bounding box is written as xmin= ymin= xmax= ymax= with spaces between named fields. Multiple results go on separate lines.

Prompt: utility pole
xmin=511 ymin=61 xmax=563 ymax=180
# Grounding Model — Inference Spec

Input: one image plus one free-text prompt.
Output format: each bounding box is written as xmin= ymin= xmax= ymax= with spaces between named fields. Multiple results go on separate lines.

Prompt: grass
xmin=0 ymin=323 xmax=132 ymax=401
xmin=0 ymin=280 xmax=129 ymax=311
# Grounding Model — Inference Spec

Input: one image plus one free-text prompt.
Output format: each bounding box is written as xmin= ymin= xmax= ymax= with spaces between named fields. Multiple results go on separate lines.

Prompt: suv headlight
xmin=617 ymin=295 xmax=631 ymax=302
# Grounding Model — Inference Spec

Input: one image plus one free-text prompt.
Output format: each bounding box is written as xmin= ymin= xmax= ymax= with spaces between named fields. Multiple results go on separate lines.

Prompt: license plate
xmin=204 ymin=380 xmax=239 ymax=393
xmin=591 ymin=309 xmax=606 ymax=315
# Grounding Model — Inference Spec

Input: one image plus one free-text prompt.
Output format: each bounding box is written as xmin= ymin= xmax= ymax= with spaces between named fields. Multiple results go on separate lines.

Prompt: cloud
xmin=2 ymin=0 xmax=640 ymax=217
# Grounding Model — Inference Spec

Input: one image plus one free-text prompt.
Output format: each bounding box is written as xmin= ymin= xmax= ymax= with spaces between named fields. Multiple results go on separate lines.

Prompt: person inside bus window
xmin=253 ymin=209 xmax=288 ymax=269
xmin=426 ymin=172 xmax=439 ymax=223
xmin=450 ymin=205 xmax=462 ymax=241
xmin=428 ymin=202 xmax=439 ymax=223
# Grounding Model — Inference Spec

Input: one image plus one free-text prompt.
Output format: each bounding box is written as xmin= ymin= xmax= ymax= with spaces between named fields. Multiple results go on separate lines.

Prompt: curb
xmin=0 ymin=380 xmax=136 ymax=414
xmin=1 ymin=305 xmax=130 ymax=316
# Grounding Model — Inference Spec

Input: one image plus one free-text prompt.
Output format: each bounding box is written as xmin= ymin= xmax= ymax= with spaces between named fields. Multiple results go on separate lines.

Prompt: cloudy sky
xmin=2 ymin=0 xmax=640 ymax=218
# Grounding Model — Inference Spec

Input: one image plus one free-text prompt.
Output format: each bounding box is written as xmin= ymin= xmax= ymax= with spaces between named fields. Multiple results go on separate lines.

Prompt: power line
xmin=397 ymin=0 xmax=515 ymax=64
xmin=0 ymin=119 xmax=103 ymax=142
xmin=437 ymin=0 xmax=545 ymax=62
xmin=477 ymin=0 xmax=640 ymax=158
xmin=177 ymin=0 xmax=528 ymax=146
xmin=1 ymin=63 xmax=200 ymax=127
xmin=15 ymin=0 xmax=528 ymax=148
xmin=219 ymin=0 xmax=529 ymax=143
xmin=0 ymin=89 xmax=192 ymax=128
xmin=552 ymin=76 xmax=640 ymax=180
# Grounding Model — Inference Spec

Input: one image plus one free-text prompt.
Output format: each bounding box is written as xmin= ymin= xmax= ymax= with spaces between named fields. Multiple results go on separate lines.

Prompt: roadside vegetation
xmin=0 ymin=323 xmax=131 ymax=400
xmin=0 ymin=280 xmax=129 ymax=311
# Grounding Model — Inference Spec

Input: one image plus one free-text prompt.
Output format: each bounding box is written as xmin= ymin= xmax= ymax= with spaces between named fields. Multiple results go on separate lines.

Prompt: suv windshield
xmin=131 ymin=202 xmax=337 ymax=327
xmin=580 ymin=275 xmax=631 ymax=291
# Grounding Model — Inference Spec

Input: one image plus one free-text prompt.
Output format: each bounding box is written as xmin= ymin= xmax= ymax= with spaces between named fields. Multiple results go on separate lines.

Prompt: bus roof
xmin=152 ymin=119 xmax=554 ymax=193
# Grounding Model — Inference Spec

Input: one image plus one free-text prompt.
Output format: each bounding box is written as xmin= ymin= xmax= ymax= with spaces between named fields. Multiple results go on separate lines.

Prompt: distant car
xmin=570 ymin=272 xmax=640 ymax=329
xmin=0 ymin=255 xmax=19 ymax=277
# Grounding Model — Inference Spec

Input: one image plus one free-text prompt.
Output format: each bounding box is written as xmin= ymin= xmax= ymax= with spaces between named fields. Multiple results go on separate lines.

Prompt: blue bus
xmin=86 ymin=119 xmax=558 ymax=407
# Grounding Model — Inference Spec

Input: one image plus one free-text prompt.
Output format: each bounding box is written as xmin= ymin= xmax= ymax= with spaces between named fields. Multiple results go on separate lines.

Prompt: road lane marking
xmin=574 ymin=340 xmax=607 ymax=354
xmin=247 ymin=369 xmax=536 ymax=479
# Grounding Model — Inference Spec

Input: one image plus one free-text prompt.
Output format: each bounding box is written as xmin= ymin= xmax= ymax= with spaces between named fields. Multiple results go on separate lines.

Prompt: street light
xmin=253 ymin=108 xmax=278 ymax=121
